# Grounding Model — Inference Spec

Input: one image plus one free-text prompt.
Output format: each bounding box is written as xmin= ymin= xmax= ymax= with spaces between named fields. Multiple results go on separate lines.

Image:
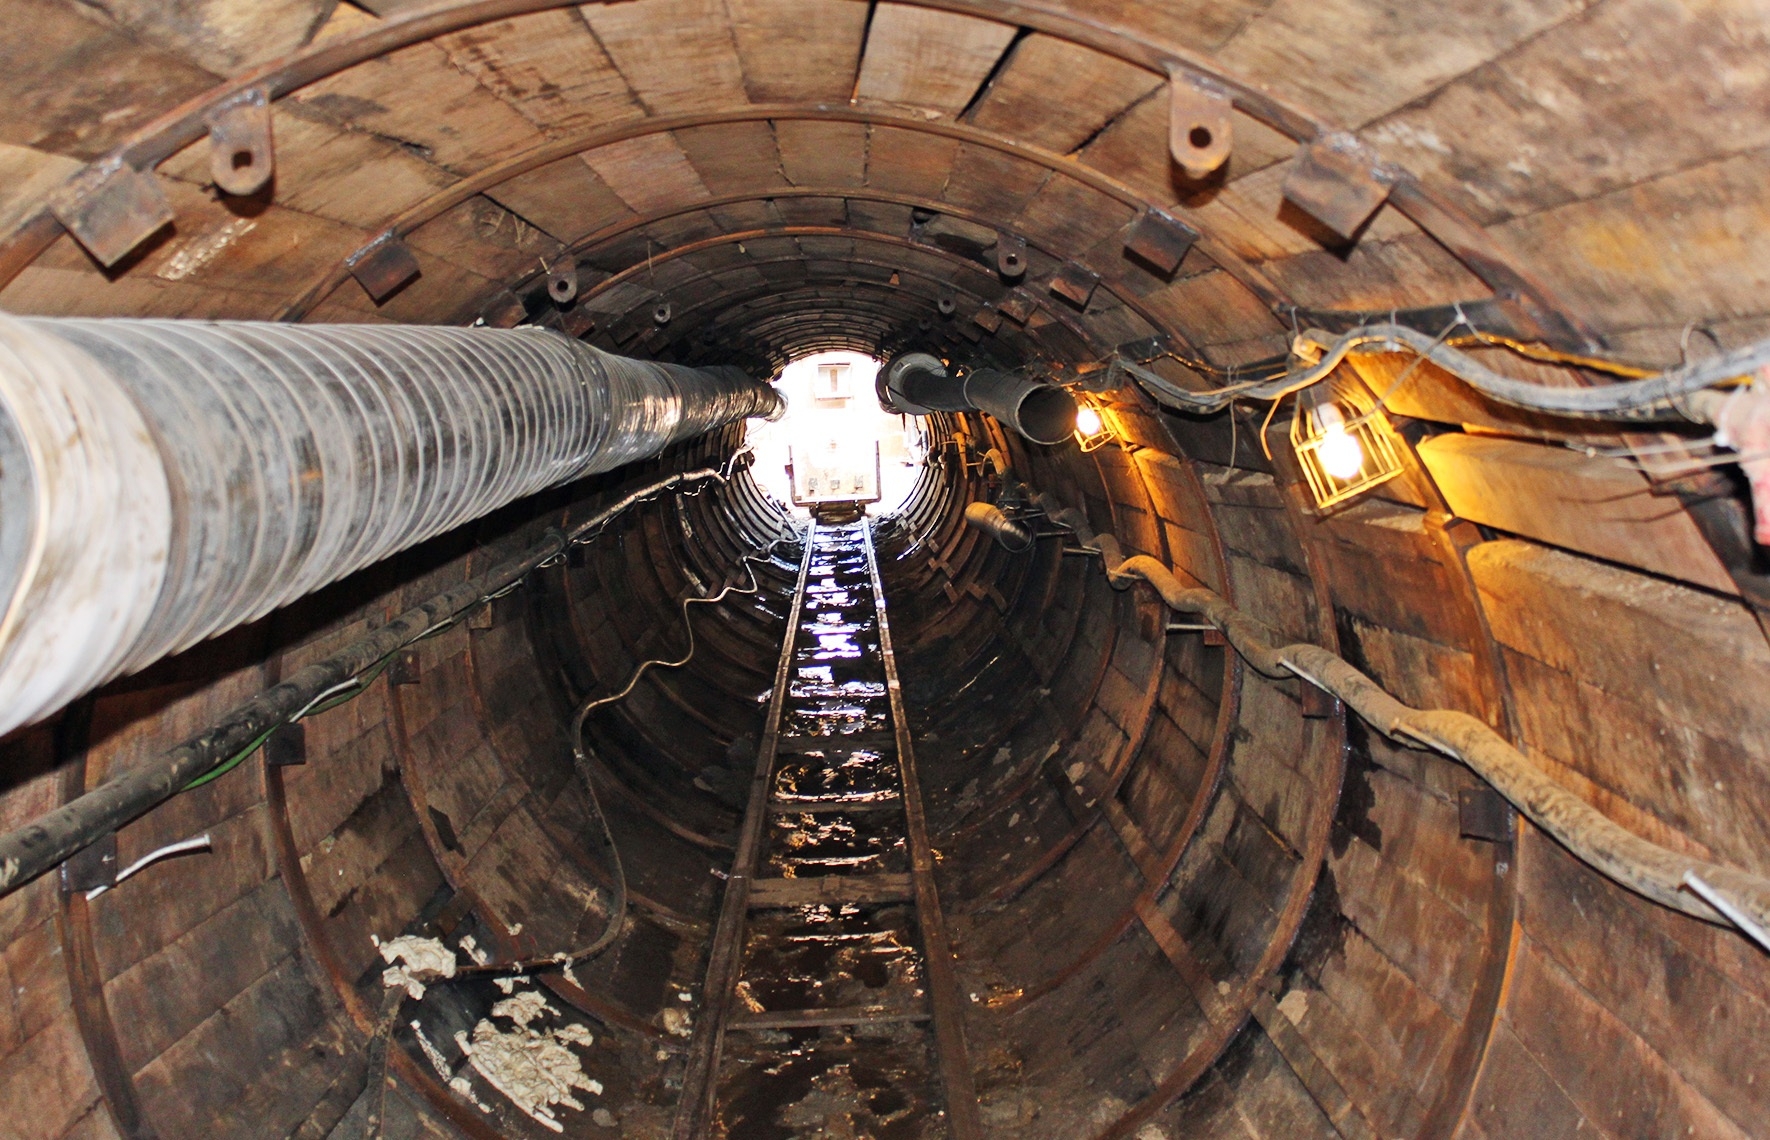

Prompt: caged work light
xmin=1290 ymin=376 xmax=1403 ymax=510
xmin=1073 ymin=394 xmax=1116 ymax=452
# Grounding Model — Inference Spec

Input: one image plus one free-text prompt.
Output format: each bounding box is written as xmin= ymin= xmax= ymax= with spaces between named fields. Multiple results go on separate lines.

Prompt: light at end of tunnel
xmin=1290 ymin=381 xmax=1404 ymax=511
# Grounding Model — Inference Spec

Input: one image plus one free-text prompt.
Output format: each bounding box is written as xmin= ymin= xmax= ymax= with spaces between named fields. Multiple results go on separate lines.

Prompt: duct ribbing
xmin=0 ymin=314 xmax=783 ymax=736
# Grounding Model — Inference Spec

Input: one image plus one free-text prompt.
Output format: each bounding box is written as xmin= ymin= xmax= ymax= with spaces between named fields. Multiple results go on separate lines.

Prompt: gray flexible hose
xmin=0 ymin=314 xmax=782 ymax=736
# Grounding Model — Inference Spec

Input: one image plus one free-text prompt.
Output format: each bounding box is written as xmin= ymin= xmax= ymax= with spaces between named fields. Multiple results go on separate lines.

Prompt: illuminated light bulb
xmin=1075 ymin=406 xmax=1103 ymax=437
xmin=1314 ymin=403 xmax=1364 ymax=480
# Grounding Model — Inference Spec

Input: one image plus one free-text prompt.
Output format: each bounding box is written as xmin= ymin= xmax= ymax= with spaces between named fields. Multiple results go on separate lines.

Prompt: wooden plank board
xmin=865 ymin=125 xmax=960 ymax=199
xmin=404 ymin=195 xmax=564 ymax=284
xmin=673 ymin=122 xmax=789 ymax=197
xmin=0 ymin=0 xmax=218 ymax=160
xmin=728 ymin=1006 xmax=930 ymax=1030
xmin=747 ymin=873 xmax=914 ymax=908
xmin=0 ymin=143 xmax=80 ymax=234
xmin=1213 ymin=0 xmax=1586 ymax=129
xmin=581 ymin=0 xmax=749 ymax=114
xmin=436 ymin=10 xmax=643 ymax=137
xmin=581 ymin=134 xmax=713 ymax=216
xmin=1366 ymin=0 xmax=1770 ymax=226
xmin=76 ymin=0 xmax=331 ymax=74
xmin=293 ymin=7 xmax=548 ymax=174
xmin=726 ymin=0 xmax=869 ymax=103
xmin=775 ymin=120 xmax=868 ymax=190
xmin=853 ymin=4 xmax=1016 ymax=117
xmin=484 ymin=155 xmax=638 ymax=245
xmin=967 ymin=34 xmax=1162 ymax=155
xmin=1520 ymin=834 xmax=1770 ymax=1133
xmin=1488 ymin=147 xmax=1770 ymax=336
xmin=1503 ymin=931 xmax=1753 ymax=1139
xmin=1417 ymin=433 xmax=1737 ymax=594
xmin=157 ymin=106 xmax=457 ymax=229
xmin=1468 ymin=538 xmax=1770 ymax=759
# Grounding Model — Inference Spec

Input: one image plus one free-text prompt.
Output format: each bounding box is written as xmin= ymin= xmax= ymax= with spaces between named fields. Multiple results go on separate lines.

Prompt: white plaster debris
xmin=459 ymin=934 xmax=490 ymax=966
xmin=452 ymin=987 xmax=603 ymax=1133
xmin=455 ymin=1021 xmax=602 ymax=1133
xmin=411 ymin=1020 xmax=455 ymax=1080
xmin=373 ymin=934 xmax=458 ymax=1000
xmin=492 ymin=990 xmax=556 ymax=1027
xmin=494 ymin=975 xmax=523 ymax=994
xmin=450 ymin=1076 xmax=494 ymax=1113
xmin=661 ymin=1006 xmax=694 ymax=1037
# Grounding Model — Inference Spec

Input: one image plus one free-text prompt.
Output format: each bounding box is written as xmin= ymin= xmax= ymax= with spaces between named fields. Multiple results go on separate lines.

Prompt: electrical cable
xmin=450 ymin=534 xmax=800 ymax=977
xmin=1026 ymin=485 xmax=1770 ymax=942
xmin=1112 ymin=322 xmax=1770 ymax=422
xmin=176 ymin=471 xmax=736 ymax=794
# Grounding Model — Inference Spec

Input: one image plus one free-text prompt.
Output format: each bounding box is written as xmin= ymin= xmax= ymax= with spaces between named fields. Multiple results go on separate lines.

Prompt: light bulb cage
xmin=1289 ymin=377 xmax=1403 ymax=510
xmin=1073 ymin=394 xmax=1116 ymax=453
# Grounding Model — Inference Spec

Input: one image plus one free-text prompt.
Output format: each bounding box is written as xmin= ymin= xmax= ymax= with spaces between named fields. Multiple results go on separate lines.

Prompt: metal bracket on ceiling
xmin=48 ymin=157 xmax=175 ymax=268
xmin=1123 ymin=207 xmax=1199 ymax=277
xmin=346 ymin=233 xmax=422 ymax=302
xmin=546 ymin=255 xmax=579 ymax=304
xmin=994 ymin=232 xmax=1028 ymax=279
xmin=1049 ymin=262 xmax=1100 ymax=309
xmin=1281 ymin=131 xmax=1397 ymax=242
xmin=205 ymin=86 xmax=274 ymax=198
xmin=1167 ymin=67 xmax=1234 ymax=182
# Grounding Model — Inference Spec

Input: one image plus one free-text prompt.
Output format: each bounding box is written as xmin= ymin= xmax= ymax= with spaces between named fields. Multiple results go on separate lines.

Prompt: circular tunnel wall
xmin=0 ymin=3 xmax=1767 ymax=1140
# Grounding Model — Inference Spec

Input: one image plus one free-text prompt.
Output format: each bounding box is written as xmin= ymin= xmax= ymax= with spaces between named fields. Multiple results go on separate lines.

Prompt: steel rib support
xmin=671 ymin=522 xmax=815 ymax=1139
xmin=862 ymin=524 xmax=985 ymax=1140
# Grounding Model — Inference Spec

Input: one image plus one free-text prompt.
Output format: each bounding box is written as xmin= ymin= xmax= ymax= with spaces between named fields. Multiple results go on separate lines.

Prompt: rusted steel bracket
xmin=204 ymin=86 xmax=274 ymax=197
xmin=994 ymin=231 xmax=1028 ymax=279
xmin=346 ymin=232 xmax=422 ymax=301
xmin=545 ymin=255 xmax=578 ymax=303
xmin=1167 ymin=67 xmax=1233 ymax=181
xmin=1281 ymin=132 xmax=1396 ymax=242
xmin=1049 ymin=261 xmax=1100 ymax=308
xmin=1123 ymin=207 xmax=1198 ymax=276
xmin=48 ymin=159 xmax=174 ymax=267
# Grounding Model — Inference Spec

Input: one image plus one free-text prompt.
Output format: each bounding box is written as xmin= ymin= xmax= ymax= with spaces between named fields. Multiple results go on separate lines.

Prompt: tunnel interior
xmin=1 ymin=2 xmax=1769 ymax=1139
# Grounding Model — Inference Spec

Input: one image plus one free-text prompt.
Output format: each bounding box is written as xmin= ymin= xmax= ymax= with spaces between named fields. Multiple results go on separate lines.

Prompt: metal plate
xmin=1049 ymin=262 xmax=1100 ymax=308
xmin=1281 ymin=132 xmax=1394 ymax=241
xmin=347 ymin=234 xmax=422 ymax=302
xmin=49 ymin=159 xmax=175 ymax=268
xmin=1123 ymin=208 xmax=1199 ymax=276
